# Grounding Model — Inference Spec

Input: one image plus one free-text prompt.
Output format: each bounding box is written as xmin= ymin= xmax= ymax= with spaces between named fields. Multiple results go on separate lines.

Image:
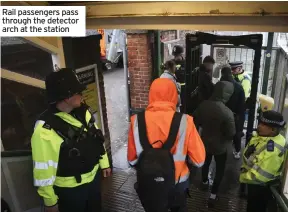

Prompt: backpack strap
xmin=137 ymin=111 xmax=153 ymax=150
xmin=43 ymin=112 xmax=81 ymax=142
xmin=137 ymin=111 xmax=183 ymax=151
xmin=163 ymin=112 xmax=183 ymax=150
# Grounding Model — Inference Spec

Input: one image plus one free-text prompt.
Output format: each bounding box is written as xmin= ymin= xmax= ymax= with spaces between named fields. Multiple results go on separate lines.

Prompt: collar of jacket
xmin=233 ymin=71 xmax=245 ymax=81
xmin=146 ymin=101 xmax=176 ymax=112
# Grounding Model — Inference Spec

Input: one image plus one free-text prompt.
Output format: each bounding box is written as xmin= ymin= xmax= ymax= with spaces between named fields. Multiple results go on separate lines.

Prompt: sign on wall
xmin=75 ymin=64 xmax=105 ymax=134
xmin=215 ymin=48 xmax=227 ymax=63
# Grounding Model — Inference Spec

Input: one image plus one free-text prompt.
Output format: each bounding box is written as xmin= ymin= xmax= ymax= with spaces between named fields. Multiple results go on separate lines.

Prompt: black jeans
xmin=135 ymin=180 xmax=188 ymax=212
xmin=247 ymin=184 xmax=272 ymax=212
xmin=54 ymin=171 xmax=102 ymax=212
xmin=202 ymin=152 xmax=227 ymax=194
xmin=234 ymin=115 xmax=245 ymax=152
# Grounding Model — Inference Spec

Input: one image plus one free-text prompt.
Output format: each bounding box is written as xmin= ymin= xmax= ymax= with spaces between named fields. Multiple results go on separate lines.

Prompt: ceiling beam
xmin=58 ymin=1 xmax=288 ymax=17
xmin=87 ymin=16 xmax=288 ymax=32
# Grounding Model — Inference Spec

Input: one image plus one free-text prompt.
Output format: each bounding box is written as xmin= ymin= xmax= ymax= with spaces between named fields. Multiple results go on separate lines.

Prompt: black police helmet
xmin=259 ymin=110 xmax=286 ymax=128
xmin=45 ymin=68 xmax=86 ymax=104
xmin=172 ymin=45 xmax=184 ymax=56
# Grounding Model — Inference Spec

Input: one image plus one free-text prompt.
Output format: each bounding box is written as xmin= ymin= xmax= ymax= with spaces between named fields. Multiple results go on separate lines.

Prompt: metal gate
xmin=185 ymin=32 xmax=263 ymax=142
xmin=211 ymin=45 xmax=279 ymax=95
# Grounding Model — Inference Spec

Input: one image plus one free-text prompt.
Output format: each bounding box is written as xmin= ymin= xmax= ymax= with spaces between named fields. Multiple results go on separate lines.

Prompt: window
xmin=1 ymin=71 xmax=47 ymax=151
xmin=1 ymin=37 xmax=53 ymax=151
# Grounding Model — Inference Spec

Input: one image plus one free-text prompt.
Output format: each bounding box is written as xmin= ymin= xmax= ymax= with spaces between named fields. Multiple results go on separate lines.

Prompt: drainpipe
xmin=156 ymin=30 xmax=162 ymax=77
xmin=262 ymin=32 xmax=274 ymax=95
xmin=122 ymin=31 xmax=131 ymax=120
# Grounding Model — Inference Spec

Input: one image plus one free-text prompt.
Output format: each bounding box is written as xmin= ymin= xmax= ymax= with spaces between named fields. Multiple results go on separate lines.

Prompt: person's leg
xmin=247 ymin=184 xmax=270 ymax=212
xmin=201 ymin=153 xmax=213 ymax=183
xmin=170 ymin=181 xmax=188 ymax=212
xmin=86 ymin=171 xmax=102 ymax=212
xmin=54 ymin=183 xmax=89 ymax=212
xmin=211 ymin=151 xmax=227 ymax=195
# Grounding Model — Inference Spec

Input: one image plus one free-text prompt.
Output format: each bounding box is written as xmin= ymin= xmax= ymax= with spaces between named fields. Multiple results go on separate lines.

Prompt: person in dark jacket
xmin=172 ymin=45 xmax=186 ymax=112
xmin=193 ymin=81 xmax=236 ymax=207
xmin=220 ymin=67 xmax=246 ymax=159
xmin=189 ymin=56 xmax=215 ymax=113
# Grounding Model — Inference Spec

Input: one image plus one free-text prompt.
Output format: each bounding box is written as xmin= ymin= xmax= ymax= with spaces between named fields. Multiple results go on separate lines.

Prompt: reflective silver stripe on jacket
xmin=130 ymin=114 xmax=187 ymax=165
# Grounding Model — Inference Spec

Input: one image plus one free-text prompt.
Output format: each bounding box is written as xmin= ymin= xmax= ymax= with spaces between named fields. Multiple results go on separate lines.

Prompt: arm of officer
xmin=31 ymin=123 xmax=60 ymax=207
xmin=186 ymin=116 xmax=206 ymax=167
xmin=241 ymin=146 xmax=285 ymax=184
xmin=242 ymin=79 xmax=251 ymax=99
xmin=127 ymin=116 xmax=138 ymax=166
xmin=95 ymin=124 xmax=110 ymax=170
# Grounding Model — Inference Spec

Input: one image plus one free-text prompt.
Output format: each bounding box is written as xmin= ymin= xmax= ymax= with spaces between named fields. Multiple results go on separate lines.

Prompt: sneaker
xmin=208 ymin=194 xmax=219 ymax=208
xmin=233 ymin=151 xmax=241 ymax=159
xmin=201 ymin=180 xmax=209 ymax=191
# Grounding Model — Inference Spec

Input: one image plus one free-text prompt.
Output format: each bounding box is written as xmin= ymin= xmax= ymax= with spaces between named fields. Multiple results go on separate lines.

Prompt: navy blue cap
xmin=229 ymin=61 xmax=243 ymax=69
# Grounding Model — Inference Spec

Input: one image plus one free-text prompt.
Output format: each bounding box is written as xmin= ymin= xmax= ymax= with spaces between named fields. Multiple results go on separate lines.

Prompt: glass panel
xmin=1 ymin=78 xmax=47 ymax=151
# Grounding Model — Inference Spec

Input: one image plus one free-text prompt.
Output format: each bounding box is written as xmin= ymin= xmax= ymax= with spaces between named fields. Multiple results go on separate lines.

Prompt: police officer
xmin=240 ymin=110 xmax=287 ymax=212
xmin=229 ymin=61 xmax=251 ymax=100
xmin=172 ymin=45 xmax=186 ymax=112
xmin=31 ymin=68 xmax=111 ymax=212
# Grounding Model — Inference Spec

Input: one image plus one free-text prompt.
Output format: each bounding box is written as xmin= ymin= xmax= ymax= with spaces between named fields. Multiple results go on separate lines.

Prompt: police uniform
xmin=229 ymin=61 xmax=251 ymax=99
xmin=31 ymin=69 xmax=110 ymax=212
xmin=240 ymin=111 xmax=287 ymax=212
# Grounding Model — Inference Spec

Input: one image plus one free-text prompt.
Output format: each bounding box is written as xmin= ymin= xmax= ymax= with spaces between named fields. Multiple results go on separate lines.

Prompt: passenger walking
xmin=189 ymin=56 xmax=215 ymax=113
xmin=220 ymin=67 xmax=246 ymax=159
xmin=240 ymin=110 xmax=287 ymax=212
xmin=128 ymin=78 xmax=206 ymax=212
xmin=160 ymin=60 xmax=181 ymax=112
xmin=193 ymin=81 xmax=236 ymax=207
xmin=31 ymin=69 xmax=111 ymax=212
xmin=172 ymin=45 xmax=186 ymax=112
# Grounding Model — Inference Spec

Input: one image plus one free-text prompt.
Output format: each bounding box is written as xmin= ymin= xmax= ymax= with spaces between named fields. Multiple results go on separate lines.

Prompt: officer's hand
xmin=103 ymin=168 xmax=112 ymax=178
xmin=45 ymin=204 xmax=59 ymax=212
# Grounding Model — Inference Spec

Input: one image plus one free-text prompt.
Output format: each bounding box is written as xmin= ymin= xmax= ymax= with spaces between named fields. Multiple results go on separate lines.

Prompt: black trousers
xmin=54 ymin=172 xmax=102 ymax=212
xmin=234 ymin=115 xmax=244 ymax=152
xmin=246 ymin=184 xmax=273 ymax=212
xmin=136 ymin=181 xmax=188 ymax=212
xmin=202 ymin=152 xmax=227 ymax=194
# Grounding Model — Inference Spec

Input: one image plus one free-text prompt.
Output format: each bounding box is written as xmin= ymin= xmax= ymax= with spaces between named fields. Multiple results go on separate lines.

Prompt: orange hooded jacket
xmin=128 ymin=78 xmax=205 ymax=183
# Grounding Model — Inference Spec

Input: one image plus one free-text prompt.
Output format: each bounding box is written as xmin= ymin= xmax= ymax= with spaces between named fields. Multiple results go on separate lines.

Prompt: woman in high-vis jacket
xmin=31 ymin=69 xmax=111 ymax=212
xmin=128 ymin=78 xmax=206 ymax=211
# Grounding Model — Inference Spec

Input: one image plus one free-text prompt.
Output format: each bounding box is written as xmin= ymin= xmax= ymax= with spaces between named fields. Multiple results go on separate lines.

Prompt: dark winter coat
xmin=221 ymin=68 xmax=246 ymax=132
xmin=193 ymin=81 xmax=236 ymax=155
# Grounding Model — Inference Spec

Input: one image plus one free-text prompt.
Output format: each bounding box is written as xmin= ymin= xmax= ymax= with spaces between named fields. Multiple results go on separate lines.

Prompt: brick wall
xmin=127 ymin=31 xmax=152 ymax=109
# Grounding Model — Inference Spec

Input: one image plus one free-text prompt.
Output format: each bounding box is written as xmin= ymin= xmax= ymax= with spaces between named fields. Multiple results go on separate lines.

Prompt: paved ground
xmin=103 ymin=68 xmax=130 ymax=170
xmin=102 ymin=144 xmax=247 ymax=212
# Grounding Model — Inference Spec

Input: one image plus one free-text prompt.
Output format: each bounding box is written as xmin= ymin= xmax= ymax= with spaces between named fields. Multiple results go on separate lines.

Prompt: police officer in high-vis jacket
xmin=229 ymin=61 xmax=251 ymax=100
xmin=31 ymin=68 xmax=111 ymax=212
xmin=240 ymin=110 xmax=287 ymax=212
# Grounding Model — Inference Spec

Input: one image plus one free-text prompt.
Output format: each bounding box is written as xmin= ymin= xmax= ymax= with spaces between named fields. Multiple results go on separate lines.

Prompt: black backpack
xmin=135 ymin=111 xmax=183 ymax=211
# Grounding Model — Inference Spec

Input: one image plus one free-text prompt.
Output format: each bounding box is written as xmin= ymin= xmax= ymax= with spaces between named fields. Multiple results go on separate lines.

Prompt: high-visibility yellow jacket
xmin=234 ymin=72 xmax=251 ymax=99
xmin=240 ymin=133 xmax=287 ymax=185
xmin=31 ymin=109 xmax=110 ymax=206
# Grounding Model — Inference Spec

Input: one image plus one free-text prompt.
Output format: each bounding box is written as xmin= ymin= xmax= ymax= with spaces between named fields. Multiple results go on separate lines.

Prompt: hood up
xmin=148 ymin=78 xmax=178 ymax=107
xmin=210 ymin=81 xmax=234 ymax=103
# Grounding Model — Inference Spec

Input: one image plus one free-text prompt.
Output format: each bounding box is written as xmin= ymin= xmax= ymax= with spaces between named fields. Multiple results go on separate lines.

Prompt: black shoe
xmin=208 ymin=195 xmax=219 ymax=208
xmin=200 ymin=181 xmax=209 ymax=191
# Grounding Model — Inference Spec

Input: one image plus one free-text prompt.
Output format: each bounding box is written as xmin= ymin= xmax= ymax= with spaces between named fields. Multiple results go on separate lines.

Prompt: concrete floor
xmin=103 ymin=68 xmax=130 ymax=171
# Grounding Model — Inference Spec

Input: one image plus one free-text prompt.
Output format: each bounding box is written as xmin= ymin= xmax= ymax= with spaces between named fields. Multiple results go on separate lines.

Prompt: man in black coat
xmin=220 ymin=66 xmax=246 ymax=159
